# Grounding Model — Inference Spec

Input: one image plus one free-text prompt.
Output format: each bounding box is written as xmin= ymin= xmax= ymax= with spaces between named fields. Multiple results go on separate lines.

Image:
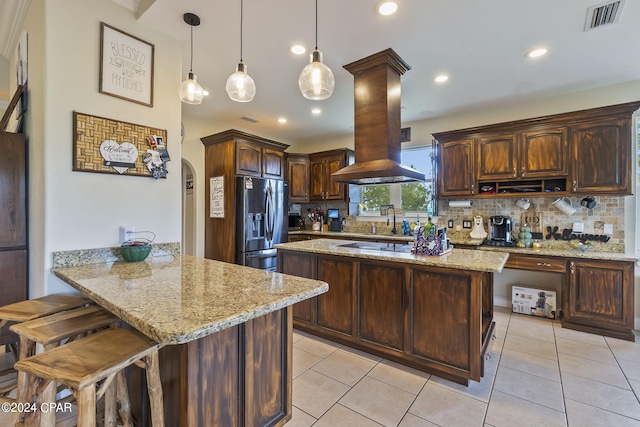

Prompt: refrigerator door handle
xmin=265 ymin=184 xmax=273 ymax=241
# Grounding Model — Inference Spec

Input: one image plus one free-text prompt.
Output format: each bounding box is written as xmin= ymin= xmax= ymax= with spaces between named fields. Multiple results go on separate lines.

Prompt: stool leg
xmin=16 ymin=336 xmax=35 ymax=410
xmin=23 ymin=375 xmax=43 ymax=427
xmin=116 ymin=370 xmax=133 ymax=427
xmin=76 ymin=385 xmax=96 ymax=427
xmin=145 ymin=351 xmax=165 ymax=427
xmin=104 ymin=377 xmax=117 ymax=427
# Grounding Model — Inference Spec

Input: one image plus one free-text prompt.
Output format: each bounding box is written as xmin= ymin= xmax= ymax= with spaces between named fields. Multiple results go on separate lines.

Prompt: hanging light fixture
xmin=179 ymin=13 xmax=204 ymax=105
xmin=226 ymin=0 xmax=256 ymax=102
xmin=299 ymin=0 xmax=335 ymax=100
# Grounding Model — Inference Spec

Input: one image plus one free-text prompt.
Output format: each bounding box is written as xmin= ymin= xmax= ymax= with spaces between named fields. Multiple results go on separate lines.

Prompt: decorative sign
xmin=210 ymin=176 xmax=224 ymax=218
xmin=99 ymin=140 xmax=138 ymax=174
xmin=100 ymin=23 xmax=154 ymax=107
xmin=73 ymin=112 xmax=167 ymax=177
xmin=185 ymin=174 xmax=193 ymax=194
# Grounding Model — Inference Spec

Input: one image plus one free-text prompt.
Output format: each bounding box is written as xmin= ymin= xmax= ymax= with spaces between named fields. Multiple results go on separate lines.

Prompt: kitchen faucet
xmin=387 ymin=205 xmax=397 ymax=234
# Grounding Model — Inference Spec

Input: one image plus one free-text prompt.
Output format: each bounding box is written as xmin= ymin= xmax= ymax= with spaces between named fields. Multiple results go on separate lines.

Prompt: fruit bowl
xmin=120 ymin=241 xmax=152 ymax=262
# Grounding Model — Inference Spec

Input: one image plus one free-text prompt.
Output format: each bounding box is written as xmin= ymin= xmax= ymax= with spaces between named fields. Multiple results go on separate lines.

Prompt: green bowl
xmin=120 ymin=245 xmax=152 ymax=262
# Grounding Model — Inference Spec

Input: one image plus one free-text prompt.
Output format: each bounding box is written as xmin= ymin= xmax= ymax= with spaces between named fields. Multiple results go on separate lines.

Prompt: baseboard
xmin=494 ymin=295 xmax=510 ymax=308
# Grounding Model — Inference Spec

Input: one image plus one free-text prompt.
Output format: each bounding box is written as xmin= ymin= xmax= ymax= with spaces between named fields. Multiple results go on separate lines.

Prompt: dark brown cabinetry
xmin=0 ymin=132 xmax=27 ymax=348
xmin=435 ymin=101 xmax=640 ymax=198
xmin=309 ymin=149 xmax=354 ymax=201
xmin=278 ymin=249 xmax=493 ymax=385
xmin=439 ymin=139 xmax=475 ymax=197
xmin=564 ymin=259 xmax=634 ymax=340
xmin=285 ymin=154 xmax=309 ymax=202
xmin=201 ymin=130 xmax=289 ymax=262
xmin=570 ymin=118 xmax=631 ymax=194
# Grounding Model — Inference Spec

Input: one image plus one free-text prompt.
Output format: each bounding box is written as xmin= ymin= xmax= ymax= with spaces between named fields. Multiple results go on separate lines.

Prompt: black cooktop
xmin=483 ymin=239 xmax=516 ymax=247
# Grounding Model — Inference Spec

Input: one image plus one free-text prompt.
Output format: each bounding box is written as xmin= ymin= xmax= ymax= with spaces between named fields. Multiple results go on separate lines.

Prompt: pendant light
xmin=179 ymin=13 xmax=204 ymax=105
xmin=226 ymin=0 xmax=256 ymax=102
xmin=299 ymin=0 xmax=335 ymax=100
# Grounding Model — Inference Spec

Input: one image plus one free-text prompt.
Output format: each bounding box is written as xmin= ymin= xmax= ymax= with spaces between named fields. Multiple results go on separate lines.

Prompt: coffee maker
xmin=486 ymin=215 xmax=514 ymax=246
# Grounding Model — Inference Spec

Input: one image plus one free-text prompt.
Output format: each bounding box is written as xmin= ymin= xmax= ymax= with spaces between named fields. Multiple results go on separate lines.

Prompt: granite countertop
xmin=289 ymin=230 xmax=415 ymax=243
xmin=51 ymin=255 xmax=328 ymax=345
xmin=276 ymin=238 xmax=509 ymax=273
xmin=477 ymin=245 xmax=638 ymax=262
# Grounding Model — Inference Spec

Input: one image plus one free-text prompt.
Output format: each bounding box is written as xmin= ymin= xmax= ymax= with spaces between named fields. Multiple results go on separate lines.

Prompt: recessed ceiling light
xmin=377 ymin=1 xmax=398 ymax=16
xmin=434 ymin=75 xmax=449 ymax=83
xmin=290 ymin=45 xmax=306 ymax=55
xmin=527 ymin=48 xmax=548 ymax=58
xmin=311 ymin=108 xmax=322 ymax=115
xmin=278 ymin=118 xmax=287 ymax=123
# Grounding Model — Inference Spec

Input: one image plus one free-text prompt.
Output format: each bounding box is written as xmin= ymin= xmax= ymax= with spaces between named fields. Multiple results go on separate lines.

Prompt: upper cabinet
xmin=308 ymin=149 xmax=354 ymax=201
xmin=434 ymin=101 xmax=640 ymax=198
xmin=571 ymin=118 xmax=630 ymax=194
xmin=235 ymin=139 xmax=285 ymax=179
xmin=439 ymin=139 xmax=475 ymax=197
xmin=286 ymin=153 xmax=310 ymax=202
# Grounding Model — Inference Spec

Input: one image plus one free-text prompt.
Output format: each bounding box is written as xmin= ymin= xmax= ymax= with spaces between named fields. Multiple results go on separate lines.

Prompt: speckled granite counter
xmin=276 ymin=238 xmax=509 ymax=273
xmin=288 ymin=229 xmax=415 ymax=243
xmin=51 ymin=254 xmax=328 ymax=345
xmin=476 ymin=245 xmax=638 ymax=262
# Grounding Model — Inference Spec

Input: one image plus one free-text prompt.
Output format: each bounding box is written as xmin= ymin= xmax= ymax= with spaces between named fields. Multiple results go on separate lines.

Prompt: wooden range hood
xmin=331 ymin=48 xmax=425 ymax=184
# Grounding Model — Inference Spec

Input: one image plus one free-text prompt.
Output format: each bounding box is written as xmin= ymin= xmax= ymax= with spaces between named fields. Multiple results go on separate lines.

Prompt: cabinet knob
xmin=572 ymin=180 xmax=577 ymax=192
xmin=521 ymin=166 xmax=525 ymax=177
xmin=513 ymin=167 xmax=517 ymax=177
xmin=570 ymin=261 xmax=575 ymax=274
xmin=536 ymin=262 xmax=552 ymax=267
xmin=471 ymin=184 xmax=475 ymax=195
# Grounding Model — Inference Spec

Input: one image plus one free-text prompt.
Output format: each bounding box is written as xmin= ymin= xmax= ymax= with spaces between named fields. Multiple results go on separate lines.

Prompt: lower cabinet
xmin=564 ymin=259 xmax=634 ymax=341
xmin=278 ymin=250 xmax=492 ymax=385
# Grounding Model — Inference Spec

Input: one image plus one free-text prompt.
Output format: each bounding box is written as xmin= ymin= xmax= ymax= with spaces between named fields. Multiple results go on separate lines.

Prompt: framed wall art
xmin=73 ymin=112 xmax=168 ymax=178
xmin=99 ymin=22 xmax=154 ymax=107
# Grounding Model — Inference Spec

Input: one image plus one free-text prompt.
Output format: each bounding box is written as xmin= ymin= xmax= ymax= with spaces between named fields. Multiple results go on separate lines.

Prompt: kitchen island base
xmin=128 ymin=307 xmax=293 ymax=427
xmin=278 ymin=247 xmax=500 ymax=386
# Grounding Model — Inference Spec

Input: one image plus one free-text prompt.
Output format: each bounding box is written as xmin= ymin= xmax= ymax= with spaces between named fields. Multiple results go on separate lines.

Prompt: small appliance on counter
xmin=288 ymin=213 xmax=302 ymax=229
xmin=327 ymin=209 xmax=342 ymax=232
xmin=485 ymin=215 xmax=515 ymax=247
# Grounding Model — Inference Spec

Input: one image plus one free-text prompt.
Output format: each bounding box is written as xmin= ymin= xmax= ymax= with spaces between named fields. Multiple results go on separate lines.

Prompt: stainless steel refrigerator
xmin=236 ymin=176 xmax=287 ymax=271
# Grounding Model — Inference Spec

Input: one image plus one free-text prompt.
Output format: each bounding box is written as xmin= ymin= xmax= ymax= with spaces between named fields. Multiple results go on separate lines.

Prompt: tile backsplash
xmin=438 ymin=195 xmax=624 ymax=246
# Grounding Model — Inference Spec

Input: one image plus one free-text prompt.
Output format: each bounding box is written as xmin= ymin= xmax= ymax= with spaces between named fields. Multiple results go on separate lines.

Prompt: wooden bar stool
xmin=0 ymin=294 xmax=90 ymax=403
xmin=10 ymin=305 xmax=121 ymax=425
xmin=15 ymin=328 xmax=164 ymax=427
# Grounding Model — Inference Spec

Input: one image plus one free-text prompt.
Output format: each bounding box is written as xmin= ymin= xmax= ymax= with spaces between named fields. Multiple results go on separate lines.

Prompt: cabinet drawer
xmin=505 ymin=253 xmax=566 ymax=273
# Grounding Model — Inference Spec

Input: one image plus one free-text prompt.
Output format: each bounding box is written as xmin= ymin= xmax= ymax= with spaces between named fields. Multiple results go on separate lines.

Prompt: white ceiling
xmin=2 ymin=0 xmax=639 ymax=143
xmin=136 ymin=0 xmax=640 ymax=143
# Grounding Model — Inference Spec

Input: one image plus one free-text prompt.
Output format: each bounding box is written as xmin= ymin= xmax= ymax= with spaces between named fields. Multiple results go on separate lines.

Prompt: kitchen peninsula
xmin=276 ymin=239 xmax=509 ymax=385
xmin=51 ymin=252 xmax=328 ymax=427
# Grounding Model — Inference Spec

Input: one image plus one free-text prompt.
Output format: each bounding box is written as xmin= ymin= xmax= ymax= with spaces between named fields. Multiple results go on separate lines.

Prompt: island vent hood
xmin=331 ymin=48 xmax=425 ymax=185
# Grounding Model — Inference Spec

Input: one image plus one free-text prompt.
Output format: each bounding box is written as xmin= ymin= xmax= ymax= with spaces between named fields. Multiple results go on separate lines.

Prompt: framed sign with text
xmin=100 ymin=22 xmax=154 ymax=107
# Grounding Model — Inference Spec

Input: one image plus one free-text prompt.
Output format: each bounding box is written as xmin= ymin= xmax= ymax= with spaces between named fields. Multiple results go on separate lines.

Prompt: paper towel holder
xmin=448 ymin=200 xmax=473 ymax=208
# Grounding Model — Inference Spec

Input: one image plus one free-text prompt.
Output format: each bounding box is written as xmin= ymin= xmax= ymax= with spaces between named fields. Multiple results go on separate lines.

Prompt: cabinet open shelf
xmin=476 ymin=178 xmax=567 ymax=198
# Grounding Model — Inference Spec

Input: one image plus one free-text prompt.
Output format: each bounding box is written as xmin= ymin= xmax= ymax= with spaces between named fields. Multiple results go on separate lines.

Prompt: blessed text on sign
xmin=100 ymin=23 xmax=154 ymax=106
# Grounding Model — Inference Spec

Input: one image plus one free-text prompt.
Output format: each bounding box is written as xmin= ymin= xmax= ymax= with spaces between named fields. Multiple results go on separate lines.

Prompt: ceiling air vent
xmin=584 ymin=0 xmax=625 ymax=31
xmin=240 ymin=116 xmax=259 ymax=123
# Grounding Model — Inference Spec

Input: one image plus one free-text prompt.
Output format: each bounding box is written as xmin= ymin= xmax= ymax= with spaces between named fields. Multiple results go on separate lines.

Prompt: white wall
xmin=21 ymin=0 xmax=183 ymax=296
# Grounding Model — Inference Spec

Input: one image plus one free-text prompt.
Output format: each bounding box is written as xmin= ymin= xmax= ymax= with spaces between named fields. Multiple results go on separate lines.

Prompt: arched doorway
xmin=181 ymin=159 xmax=196 ymax=256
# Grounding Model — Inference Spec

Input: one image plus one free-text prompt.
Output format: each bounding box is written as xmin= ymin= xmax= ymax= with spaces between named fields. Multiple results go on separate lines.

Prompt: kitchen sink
xmin=339 ymin=242 xmax=414 ymax=253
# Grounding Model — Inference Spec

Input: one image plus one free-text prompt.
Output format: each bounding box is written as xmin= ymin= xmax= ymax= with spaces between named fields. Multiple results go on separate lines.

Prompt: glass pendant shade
xmin=179 ymin=72 xmax=204 ymax=105
xmin=226 ymin=62 xmax=256 ymax=102
xmin=299 ymin=50 xmax=334 ymax=100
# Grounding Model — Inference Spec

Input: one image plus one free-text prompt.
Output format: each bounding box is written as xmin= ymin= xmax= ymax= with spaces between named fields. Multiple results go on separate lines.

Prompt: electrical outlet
xmin=604 ymin=224 xmax=613 ymax=235
xmin=119 ymin=225 xmax=135 ymax=244
xmin=572 ymin=222 xmax=584 ymax=233
xmin=448 ymin=219 xmax=454 ymax=228
xmin=462 ymin=220 xmax=472 ymax=229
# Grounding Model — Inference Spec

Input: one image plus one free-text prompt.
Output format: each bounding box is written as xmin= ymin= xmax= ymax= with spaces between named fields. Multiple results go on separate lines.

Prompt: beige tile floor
xmin=286 ymin=306 xmax=640 ymax=427
xmin=1 ymin=306 xmax=638 ymax=426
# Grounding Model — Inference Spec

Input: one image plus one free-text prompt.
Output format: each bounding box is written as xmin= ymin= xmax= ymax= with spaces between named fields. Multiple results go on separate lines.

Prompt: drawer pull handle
xmin=536 ymin=262 xmax=552 ymax=267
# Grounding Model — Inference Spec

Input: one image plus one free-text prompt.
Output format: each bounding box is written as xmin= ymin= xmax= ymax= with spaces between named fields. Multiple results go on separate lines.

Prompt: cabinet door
xmin=287 ymin=159 xmax=309 ymax=202
xmin=279 ymin=252 xmax=315 ymax=324
xmin=316 ymin=257 xmax=355 ymax=336
xmin=476 ymin=134 xmax=517 ymax=180
xmin=308 ymin=159 xmax=326 ymax=201
xmin=439 ymin=139 xmax=475 ymax=196
xmin=359 ymin=263 xmax=405 ymax=350
xmin=0 ymin=133 xmax=26 ymax=247
xmin=571 ymin=118 xmax=631 ymax=194
xmin=324 ymin=156 xmax=345 ymax=200
xmin=520 ymin=127 xmax=568 ymax=178
xmin=0 ymin=250 xmax=27 ymax=346
xmin=262 ymin=148 xmax=284 ymax=179
xmin=236 ymin=141 xmax=262 ymax=177
xmin=565 ymin=260 xmax=633 ymax=333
